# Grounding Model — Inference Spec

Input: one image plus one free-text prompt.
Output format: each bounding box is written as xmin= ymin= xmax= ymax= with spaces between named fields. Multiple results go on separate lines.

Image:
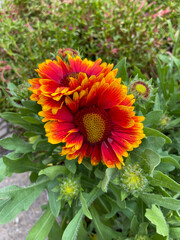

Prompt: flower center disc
xmin=135 ymin=84 xmax=146 ymax=94
xmin=75 ymin=106 xmax=111 ymax=144
xmin=83 ymin=113 xmax=105 ymax=144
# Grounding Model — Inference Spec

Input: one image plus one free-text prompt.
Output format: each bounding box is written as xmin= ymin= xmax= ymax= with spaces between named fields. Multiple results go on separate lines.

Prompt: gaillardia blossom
xmin=28 ymin=55 xmax=115 ymax=114
xmin=37 ymin=66 xmax=145 ymax=169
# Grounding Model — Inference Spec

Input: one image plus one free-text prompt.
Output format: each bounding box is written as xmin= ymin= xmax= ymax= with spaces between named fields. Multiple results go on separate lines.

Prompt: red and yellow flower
xmin=38 ymin=75 xmax=145 ymax=169
xmin=28 ymin=55 xmax=115 ymax=114
xmin=29 ymin=55 xmax=145 ymax=169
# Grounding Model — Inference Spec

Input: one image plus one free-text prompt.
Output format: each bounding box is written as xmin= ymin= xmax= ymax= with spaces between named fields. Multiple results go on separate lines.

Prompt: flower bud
xmin=58 ymin=177 xmax=80 ymax=204
xmin=130 ymin=77 xmax=152 ymax=100
xmin=121 ymin=164 xmax=148 ymax=194
xmin=58 ymin=48 xmax=78 ymax=58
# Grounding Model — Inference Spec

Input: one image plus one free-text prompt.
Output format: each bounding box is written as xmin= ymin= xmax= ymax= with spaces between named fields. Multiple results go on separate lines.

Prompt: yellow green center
xmin=129 ymin=173 xmax=141 ymax=186
xmin=65 ymin=186 xmax=74 ymax=195
xmin=83 ymin=113 xmax=106 ymax=144
xmin=135 ymin=84 xmax=146 ymax=94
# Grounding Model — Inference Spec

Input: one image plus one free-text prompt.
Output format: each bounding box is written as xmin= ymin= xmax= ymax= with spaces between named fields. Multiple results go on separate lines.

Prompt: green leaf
xmin=0 ymin=86 xmax=24 ymax=109
xmin=140 ymin=193 xmax=180 ymax=211
xmin=47 ymin=180 xmax=61 ymax=217
xmin=80 ymin=192 xmax=92 ymax=219
xmin=0 ymin=135 xmax=33 ymax=154
xmin=130 ymin=215 xmax=139 ymax=234
xmin=144 ymin=127 xmax=172 ymax=144
xmin=0 ymin=157 xmax=7 ymax=182
xmin=90 ymin=205 xmax=120 ymax=240
xmin=161 ymin=156 xmax=180 ymax=169
xmin=21 ymin=116 xmax=42 ymax=125
xmin=145 ymin=205 xmax=168 ymax=237
xmin=144 ymin=111 xmax=163 ymax=127
xmin=22 ymin=100 xmax=42 ymax=113
xmin=48 ymin=219 xmax=62 ymax=240
xmin=142 ymin=149 xmax=160 ymax=176
xmin=170 ymin=227 xmax=180 ymax=239
xmin=3 ymin=154 xmax=45 ymax=173
xmin=114 ymin=57 xmax=128 ymax=81
xmin=0 ymin=178 xmax=48 ymax=224
xmin=65 ymin=159 xmax=77 ymax=174
xmin=62 ymin=187 xmax=102 ymax=240
xmin=26 ymin=206 xmax=55 ymax=240
xmin=101 ymin=168 xmax=117 ymax=192
xmin=150 ymin=171 xmax=180 ymax=192
xmin=39 ymin=166 xmax=69 ymax=180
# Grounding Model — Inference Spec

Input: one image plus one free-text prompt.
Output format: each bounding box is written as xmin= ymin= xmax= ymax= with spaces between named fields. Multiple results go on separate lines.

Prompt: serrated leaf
xmin=47 ymin=180 xmax=61 ymax=217
xmin=0 ymin=135 xmax=33 ymax=154
xmin=101 ymin=168 xmax=117 ymax=192
xmin=39 ymin=166 xmax=69 ymax=180
xmin=114 ymin=57 xmax=128 ymax=81
xmin=62 ymin=188 xmax=102 ymax=240
xmin=0 ymin=178 xmax=48 ymax=224
xmin=145 ymin=205 xmax=168 ymax=237
xmin=140 ymin=193 xmax=180 ymax=211
xmin=80 ymin=192 xmax=92 ymax=219
xmin=3 ymin=154 xmax=45 ymax=173
xmin=26 ymin=206 xmax=55 ymax=240
xmin=150 ymin=171 xmax=180 ymax=192
xmin=144 ymin=127 xmax=172 ymax=144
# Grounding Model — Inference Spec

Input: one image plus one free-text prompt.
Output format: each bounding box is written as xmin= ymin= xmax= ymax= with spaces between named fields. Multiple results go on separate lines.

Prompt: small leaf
xmin=39 ymin=166 xmax=69 ymax=180
xmin=144 ymin=127 xmax=172 ymax=144
xmin=47 ymin=180 xmax=61 ymax=217
xmin=26 ymin=206 xmax=55 ymax=240
xmin=145 ymin=205 xmax=168 ymax=237
xmin=114 ymin=57 xmax=128 ymax=81
xmin=80 ymin=192 xmax=92 ymax=219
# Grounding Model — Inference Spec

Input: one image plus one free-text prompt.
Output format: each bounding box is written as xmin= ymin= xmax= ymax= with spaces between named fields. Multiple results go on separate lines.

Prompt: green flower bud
xmin=121 ymin=164 xmax=148 ymax=194
xmin=59 ymin=177 xmax=80 ymax=204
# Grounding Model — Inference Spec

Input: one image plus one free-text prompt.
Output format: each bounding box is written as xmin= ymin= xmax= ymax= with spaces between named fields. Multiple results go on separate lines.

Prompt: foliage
xmin=0 ymin=56 xmax=180 ymax=239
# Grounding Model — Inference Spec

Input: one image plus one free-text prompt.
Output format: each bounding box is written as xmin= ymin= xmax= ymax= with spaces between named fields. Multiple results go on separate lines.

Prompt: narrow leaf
xmin=26 ymin=207 xmax=55 ymax=240
xmin=144 ymin=127 xmax=172 ymax=144
xmin=80 ymin=192 xmax=92 ymax=219
xmin=101 ymin=168 xmax=117 ymax=192
xmin=140 ymin=193 xmax=180 ymax=211
xmin=114 ymin=57 xmax=128 ymax=81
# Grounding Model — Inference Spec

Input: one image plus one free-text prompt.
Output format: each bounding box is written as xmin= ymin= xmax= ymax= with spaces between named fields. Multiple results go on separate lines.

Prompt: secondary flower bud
xmin=121 ymin=164 xmax=148 ymax=193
